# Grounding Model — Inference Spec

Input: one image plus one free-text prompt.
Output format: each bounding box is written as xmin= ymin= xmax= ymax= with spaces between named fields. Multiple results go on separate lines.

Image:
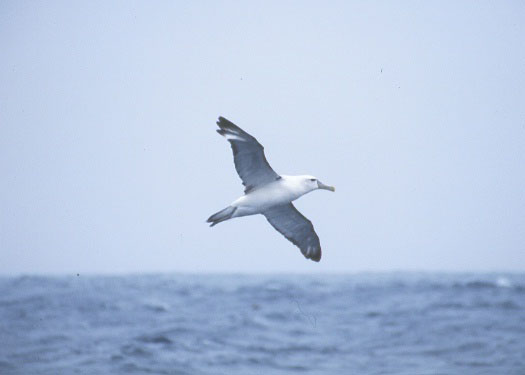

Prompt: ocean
xmin=1 ymin=273 xmax=524 ymax=374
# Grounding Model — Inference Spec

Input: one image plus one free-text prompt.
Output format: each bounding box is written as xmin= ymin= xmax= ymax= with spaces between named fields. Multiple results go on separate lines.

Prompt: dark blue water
xmin=1 ymin=273 xmax=524 ymax=374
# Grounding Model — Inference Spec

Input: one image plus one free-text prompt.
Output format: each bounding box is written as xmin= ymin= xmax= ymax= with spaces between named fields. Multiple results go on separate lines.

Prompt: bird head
xmin=303 ymin=175 xmax=335 ymax=192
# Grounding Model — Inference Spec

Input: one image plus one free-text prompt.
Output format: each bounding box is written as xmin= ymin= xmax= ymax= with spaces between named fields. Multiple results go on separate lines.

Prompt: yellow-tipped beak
xmin=317 ymin=181 xmax=335 ymax=192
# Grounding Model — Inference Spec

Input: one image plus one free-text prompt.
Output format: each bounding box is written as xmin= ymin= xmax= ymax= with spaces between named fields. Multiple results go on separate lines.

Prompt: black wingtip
xmin=308 ymin=248 xmax=322 ymax=262
xmin=216 ymin=116 xmax=241 ymax=132
xmin=216 ymin=116 xmax=231 ymax=127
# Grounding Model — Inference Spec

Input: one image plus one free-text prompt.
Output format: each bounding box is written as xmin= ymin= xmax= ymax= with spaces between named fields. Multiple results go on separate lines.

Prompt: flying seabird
xmin=207 ymin=117 xmax=335 ymax=262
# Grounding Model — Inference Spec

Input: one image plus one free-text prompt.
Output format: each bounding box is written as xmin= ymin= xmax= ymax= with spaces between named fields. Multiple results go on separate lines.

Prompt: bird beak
xmin=317 ymin=181 xmax=335 ymax=192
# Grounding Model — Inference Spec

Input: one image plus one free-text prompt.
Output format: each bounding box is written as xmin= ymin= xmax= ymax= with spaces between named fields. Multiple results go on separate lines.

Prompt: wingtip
xmin=308 ymin=248 xmax=322 ymax=262
xmin=216 ymin=116 xmax=239 ymax=132
xmin=216 ymin=116 xmax=230 ymax=127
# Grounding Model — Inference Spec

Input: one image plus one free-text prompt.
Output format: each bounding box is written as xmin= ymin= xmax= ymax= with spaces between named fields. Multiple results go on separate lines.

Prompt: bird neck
xmin=281 ymin=175 xmax=314 ymax=198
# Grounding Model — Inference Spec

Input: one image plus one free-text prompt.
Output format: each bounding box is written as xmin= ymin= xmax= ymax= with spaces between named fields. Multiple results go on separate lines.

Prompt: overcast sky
xmin=1 ymin=1 xmax=524 ymax=274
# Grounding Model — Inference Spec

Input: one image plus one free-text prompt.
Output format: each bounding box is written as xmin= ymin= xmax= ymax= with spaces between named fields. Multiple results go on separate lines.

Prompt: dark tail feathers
xmin=207 ymin=206 xmax=237 ymax=227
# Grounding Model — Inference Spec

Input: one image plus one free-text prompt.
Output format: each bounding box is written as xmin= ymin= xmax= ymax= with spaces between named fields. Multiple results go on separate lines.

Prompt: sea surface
xmin=0 ymin=273 xmax=524 ymax=374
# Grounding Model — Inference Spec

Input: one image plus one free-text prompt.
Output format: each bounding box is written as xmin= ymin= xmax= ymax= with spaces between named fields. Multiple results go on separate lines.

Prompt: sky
xmin=1 ymin=1 xmax=524 ymax=275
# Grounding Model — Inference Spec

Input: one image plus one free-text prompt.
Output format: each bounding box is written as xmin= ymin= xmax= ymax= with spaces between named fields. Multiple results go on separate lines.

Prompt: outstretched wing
xmin=216 ymin=117 xmax=280 ymax=193
xmin=263 ymin=203 xmax=322 ymax=262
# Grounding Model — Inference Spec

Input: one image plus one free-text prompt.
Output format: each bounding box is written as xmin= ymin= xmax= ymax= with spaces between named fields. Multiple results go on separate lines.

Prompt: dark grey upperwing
xmin=216 ymin=117 xmax=280 ymax=193
xmin=263 ymin=203 xmax=322 ymax=262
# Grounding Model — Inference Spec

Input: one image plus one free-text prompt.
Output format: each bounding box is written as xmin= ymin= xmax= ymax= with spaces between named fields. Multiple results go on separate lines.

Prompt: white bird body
xmin=207 ymin=117 xmax=334 ymax=262
xmin=231 ymin=175 xmax=316 ymax=217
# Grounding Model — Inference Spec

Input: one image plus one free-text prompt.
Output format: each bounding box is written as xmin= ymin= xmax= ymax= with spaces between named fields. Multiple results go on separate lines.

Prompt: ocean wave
xmin=1 ymin=273 xmax=524 ymax=374
xmin=451 ymin=277 xmax=523 ymax=291
xmin=136 ymin=334 xmax=173 ymax=345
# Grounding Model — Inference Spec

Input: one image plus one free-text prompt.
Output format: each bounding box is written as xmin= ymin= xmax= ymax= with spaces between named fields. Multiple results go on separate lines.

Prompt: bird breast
xmin=232 ymin=179 xmax=305 ymax=213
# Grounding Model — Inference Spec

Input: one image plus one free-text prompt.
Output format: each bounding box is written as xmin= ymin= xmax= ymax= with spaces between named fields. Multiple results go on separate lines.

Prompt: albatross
xmin=207 ymin=117 xmax=335 ymax=262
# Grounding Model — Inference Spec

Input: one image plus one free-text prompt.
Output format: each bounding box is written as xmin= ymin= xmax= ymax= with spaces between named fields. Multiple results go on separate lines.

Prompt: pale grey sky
xmin=1 ymin=1 xmax=524 ymax=274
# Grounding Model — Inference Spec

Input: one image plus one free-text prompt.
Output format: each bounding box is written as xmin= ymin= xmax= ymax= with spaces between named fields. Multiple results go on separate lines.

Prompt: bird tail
xmin=207 ymin=206 xmax=237 ymax=227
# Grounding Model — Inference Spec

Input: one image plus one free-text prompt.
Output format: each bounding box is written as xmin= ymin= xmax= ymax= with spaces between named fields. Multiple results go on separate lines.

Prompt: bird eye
xmin=310 ymin=178 xmax=316 ymax=181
